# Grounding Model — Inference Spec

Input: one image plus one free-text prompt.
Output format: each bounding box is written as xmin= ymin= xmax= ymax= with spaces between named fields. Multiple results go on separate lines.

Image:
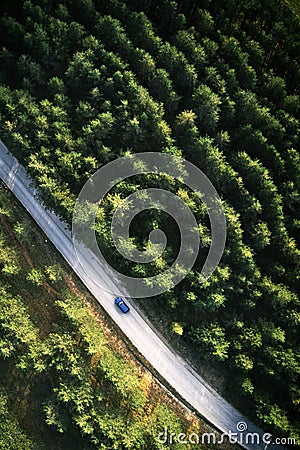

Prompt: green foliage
xmin=0 ymin=240 xmax=20 ymax=276
xmin=45 ymin=264 xmax=63 ymax=283
xmin=0 ymin=186 xmax=189 ymax=450
xmin=0 ymin=393 xmax=36 ymax=450
xmin=0 ymin=0 xmax=299 ymax=442
xmin=171 ymin=322 xmax=184 ymax=335
xmin=57 ymin=295 xmax=146 ymax=412
xmin=189 ymin=323 xmax=230 ymax=361
xmin=0 ymin=287 xmax=40 ymax=357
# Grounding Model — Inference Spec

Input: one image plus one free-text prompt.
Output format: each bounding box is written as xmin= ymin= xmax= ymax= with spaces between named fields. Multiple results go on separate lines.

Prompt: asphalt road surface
xmin=0 ymin=140 xmax=284 ymax=450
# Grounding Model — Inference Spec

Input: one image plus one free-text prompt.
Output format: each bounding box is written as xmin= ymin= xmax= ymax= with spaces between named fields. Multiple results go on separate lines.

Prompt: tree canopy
xmin=0 ymin=0 xmax=299 ymax=443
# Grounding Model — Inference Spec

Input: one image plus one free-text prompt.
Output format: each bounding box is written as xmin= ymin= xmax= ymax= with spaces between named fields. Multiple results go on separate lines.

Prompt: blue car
xmin=115 ymin=297 xmax=130 ymax=314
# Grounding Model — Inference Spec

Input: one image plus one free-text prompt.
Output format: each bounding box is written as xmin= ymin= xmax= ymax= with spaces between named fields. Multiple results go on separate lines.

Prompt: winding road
xmin=0 ymin=140 xmax=284 ymax=450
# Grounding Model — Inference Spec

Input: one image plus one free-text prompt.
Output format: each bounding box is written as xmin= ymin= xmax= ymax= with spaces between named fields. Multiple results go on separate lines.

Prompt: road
xmin=0 ymin=140 xmax=283 ymax=450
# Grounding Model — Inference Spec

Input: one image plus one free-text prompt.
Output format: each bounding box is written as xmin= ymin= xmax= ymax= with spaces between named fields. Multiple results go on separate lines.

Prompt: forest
xmin=0 ymin=183 xmax=226 ymax=450
xmin=0 ymin=0 xmax=299 ymax=446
